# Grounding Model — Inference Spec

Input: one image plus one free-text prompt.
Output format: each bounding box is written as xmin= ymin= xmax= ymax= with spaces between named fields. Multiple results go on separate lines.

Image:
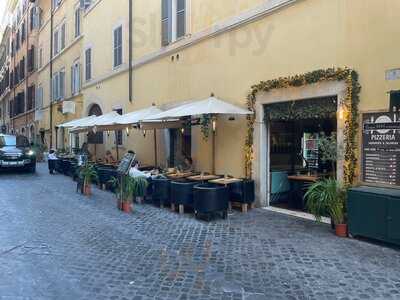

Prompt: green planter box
xmin=348 ymin=186 xmax=400 ymax=246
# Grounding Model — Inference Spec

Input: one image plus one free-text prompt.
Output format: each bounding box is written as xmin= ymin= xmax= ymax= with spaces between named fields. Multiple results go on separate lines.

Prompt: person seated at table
xmin=177 ymin=155 xmax=194 ymax=172
xmin=104 ymin=150 xmax=117 ymax=164
xmin=129 ymin=161 xmax=150 ymax=178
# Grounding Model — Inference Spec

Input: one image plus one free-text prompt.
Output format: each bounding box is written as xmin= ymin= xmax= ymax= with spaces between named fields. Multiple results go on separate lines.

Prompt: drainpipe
xmin=49 ymin=0 xmax=54 ymax=149
xmin=128 ymin=0 xmax=133 ymax=102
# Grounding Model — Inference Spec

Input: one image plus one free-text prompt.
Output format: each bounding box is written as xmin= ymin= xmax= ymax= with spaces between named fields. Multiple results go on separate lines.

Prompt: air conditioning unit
xmin=62 ymin=101 xmax=76 ymax=114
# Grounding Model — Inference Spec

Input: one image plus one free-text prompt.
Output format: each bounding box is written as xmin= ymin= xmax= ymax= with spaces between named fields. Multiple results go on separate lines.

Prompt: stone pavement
xmin=0 ymin=163 xmax=399 ymax=300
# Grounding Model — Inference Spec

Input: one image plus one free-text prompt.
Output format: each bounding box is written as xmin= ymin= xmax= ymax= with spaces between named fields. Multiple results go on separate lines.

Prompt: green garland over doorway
xmin=245 ymin=68 xmax=361 ymax=187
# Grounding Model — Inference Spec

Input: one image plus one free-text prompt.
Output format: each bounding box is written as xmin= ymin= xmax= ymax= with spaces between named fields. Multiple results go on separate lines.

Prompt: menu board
xmin=117 ymin=153 xmax=136 ymax=175
xmin=362 ymin=112 xmax=400 ymax=185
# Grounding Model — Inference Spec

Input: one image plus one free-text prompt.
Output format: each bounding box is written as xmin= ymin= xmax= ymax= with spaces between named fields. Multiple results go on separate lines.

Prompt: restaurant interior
xmin=268 ymin=96 xmax=338 ymax=212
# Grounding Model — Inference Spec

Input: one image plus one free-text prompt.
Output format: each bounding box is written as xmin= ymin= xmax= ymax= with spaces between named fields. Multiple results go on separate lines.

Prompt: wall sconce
xmin=338 ymin=107 xmax=344 ymax=120
xmin=126 ymin=127 xmax=130 ymax=136
xmin=212 ymin=120 xmax=217 ymax=132
xmin=106 ymin=130 xmax=110 ymax=137
xmin=143 ymin=130 xmax=147 ymax=137
xmin=181 ymin=128 xmax=185 ymax=134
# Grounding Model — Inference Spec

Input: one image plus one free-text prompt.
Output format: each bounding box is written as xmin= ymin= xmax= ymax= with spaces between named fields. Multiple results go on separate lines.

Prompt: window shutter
xmin=61 ymin=24 xmax=66 ymax=50
xmin=177 ymin=0 xmax=186 ymax=38
xmin=161 ymin=0 xmax=172 ymax=46
xmin=71 ymin=66 xmax=74 ymax=94
xmin=77 ymin=63 xmax=81 ymax=91
xmin=85 ymin=48 xmax=91 ymax=80
xmin=54 ymin=30 xmax=59 ymax=55
xmin=60 ymin=70 xmax=65 ymax=99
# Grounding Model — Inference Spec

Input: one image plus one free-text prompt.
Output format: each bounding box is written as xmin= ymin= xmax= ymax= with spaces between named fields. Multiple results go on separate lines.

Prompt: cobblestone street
xmin=0 ymin=164 xmax=399 ymax=300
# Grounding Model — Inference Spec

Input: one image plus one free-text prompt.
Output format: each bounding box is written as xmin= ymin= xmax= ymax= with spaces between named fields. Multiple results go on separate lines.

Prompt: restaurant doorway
xmin=168 ymin=125 xmax=192 ymax=168
xmin=267 ymin=96 xmax=338 ymax=213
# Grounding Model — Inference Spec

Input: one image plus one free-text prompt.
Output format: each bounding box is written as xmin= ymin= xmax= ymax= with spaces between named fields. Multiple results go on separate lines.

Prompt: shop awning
xmin=143 ymin=96 xmax=253 ymax=120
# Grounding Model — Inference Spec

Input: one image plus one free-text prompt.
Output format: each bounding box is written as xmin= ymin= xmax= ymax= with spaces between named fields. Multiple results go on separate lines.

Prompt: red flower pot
xmin=84 ymin=184 xmax=92 ymax=196
xmin=335 ymin=224 xmax=348 ymax=237
xmin=122 ymin=202 xmax=132 ymax=213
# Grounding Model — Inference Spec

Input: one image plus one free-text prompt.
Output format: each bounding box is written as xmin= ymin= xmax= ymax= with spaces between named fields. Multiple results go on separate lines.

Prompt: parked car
xmin=0 ymin=134 xmax=36 ymax=173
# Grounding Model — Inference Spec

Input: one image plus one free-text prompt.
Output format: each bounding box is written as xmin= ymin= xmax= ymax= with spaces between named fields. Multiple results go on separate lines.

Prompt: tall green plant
xmin=132 ymin=177 xmax=149 ymax=198
xmin=80 ymin=163 xmax=98 ymax=187
xmin=304 ymin=179 xmax=346 ymax=224
xmin=110 ymin=176 xmax=143 ymax=202
xmin=318 ymin=132 xmax=340 ymax=175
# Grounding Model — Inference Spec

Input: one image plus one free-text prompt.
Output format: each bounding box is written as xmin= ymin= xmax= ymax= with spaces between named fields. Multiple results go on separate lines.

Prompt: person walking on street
xmin=48 ymin=150 xmax=58 ymax=174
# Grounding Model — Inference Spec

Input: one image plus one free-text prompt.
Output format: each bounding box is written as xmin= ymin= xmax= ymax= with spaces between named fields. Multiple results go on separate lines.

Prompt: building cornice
xmin=83 ymin=0 xmax=298 ymax=89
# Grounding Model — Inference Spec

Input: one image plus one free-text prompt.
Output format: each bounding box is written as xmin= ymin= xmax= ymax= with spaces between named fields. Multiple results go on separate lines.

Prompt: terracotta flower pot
xmin=122 ymin=202 xmax=132 ymax=213
xmin=84 ymin=184 xmax=92 ymax=196
xmin=335 ymin=223 xmax=348 ymax=237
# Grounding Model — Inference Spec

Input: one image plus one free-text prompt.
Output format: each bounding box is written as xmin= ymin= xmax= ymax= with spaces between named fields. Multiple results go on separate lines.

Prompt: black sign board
xmin=362 ymin=112 xmax=400 ymax=185
xmin=117 ymin=153 xmax=136 ymax=175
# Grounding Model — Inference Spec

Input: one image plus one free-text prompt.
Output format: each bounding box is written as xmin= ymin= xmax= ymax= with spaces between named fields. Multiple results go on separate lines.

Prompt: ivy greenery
xmin=200 ymin=114 xmax=212 ymax=141
xmin=245 ymin=68 xmax=361 ymax=187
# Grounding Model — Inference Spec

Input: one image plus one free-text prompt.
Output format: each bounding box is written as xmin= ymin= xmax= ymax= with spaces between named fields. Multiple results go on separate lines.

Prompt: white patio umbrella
xmin=58 ymin=115 xmax=97 ymax=129
xmin=143 ymin=95 xmax=253 ymax=174
xmin=144 ymin=96 xmax=252 ymax=120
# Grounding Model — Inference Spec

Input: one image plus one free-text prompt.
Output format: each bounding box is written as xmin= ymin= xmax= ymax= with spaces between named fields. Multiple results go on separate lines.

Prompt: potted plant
xmin=109 ymin=176 xmax=135 ymax=213
xmin=304 ymin=179 xmax=348 ymax=237
xmin=79 ymin=163 xmax=98 ymax=196
xmin=132 ymin=176 xmax=149 ymax=204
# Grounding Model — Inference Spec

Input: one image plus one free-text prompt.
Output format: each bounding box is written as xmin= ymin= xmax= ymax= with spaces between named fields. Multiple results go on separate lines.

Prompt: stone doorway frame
xmin=252 ymin=80 xmax=348 ymax=207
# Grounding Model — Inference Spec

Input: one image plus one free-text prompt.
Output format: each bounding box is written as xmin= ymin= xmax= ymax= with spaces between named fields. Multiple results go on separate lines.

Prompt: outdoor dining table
xmin=187 ymin=174 xmax=220 ymax=182
xmin=209 ymin=178 xmax=243 ymax=186
xmin=166 ymin=172 xmax=196 ymax=180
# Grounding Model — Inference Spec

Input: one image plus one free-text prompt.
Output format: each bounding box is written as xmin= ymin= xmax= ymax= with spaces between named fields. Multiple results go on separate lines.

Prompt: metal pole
xmin=154 ymin=129 xmax=158 ymax=167
xmin=128 ymin=0 xmax=133 ymax=102
xmin=49 ymin=0 xmax=54 ymax=149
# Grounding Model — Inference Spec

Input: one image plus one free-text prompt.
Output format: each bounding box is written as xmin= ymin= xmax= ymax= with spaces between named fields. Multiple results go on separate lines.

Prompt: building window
xmin=53 ymin=29 xmax=59 ymax=56
xmin=39 ymin=47 xmax=43 ymax=68
xmin=80 ymin=0 xmax=92 ymax=10
xmin=161 ymin=0 xmax=186 ymax=46
xmin=27 ymin=85 xmax=35 ymax=111
xmin=36 ymin=85 xmax=43 ymax=109
xmin=20 ymin=57 xmax=25 ymax=80
xmin=85 ymin=48 xmax=92 ymax=81
xmin=52 ymin=69 xmax=65 ymax=101
xmin=75 ymin=8 xmax=81 ymax=37
xmin=113 ymin=26 xmax=123 ymax=68
xmin=21 ymin=22 xmax=26 ymax=44
xmin=28 ymin=46 xmax=35 ymax=72
xmin=30 ymin=6 xmax=42 ymax=31
xmin=61 ymin=23 xmax=66 ymax=50
xmin=71 ymin=61 xmax=81 ymax=95
xmin=53 ymin=0 xmax=62 ymax=10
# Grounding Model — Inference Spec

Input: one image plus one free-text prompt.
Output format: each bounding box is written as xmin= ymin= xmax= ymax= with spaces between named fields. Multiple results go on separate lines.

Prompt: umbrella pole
xmin=115 ymin=131 xmax=119 ymax=161
xmin=212 ymin=127 xmax=216 ymax=174
xmin=154 ymin=129 xmax=158 ymax=167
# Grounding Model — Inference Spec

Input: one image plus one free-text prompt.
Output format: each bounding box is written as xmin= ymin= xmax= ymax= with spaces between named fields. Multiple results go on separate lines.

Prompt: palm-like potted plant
xmin=132 ymin=176 xmax=149 ymax=204
xmin=109 ymin=176 xmax=136 ymax=213
xmin=304 ymin=179 xmax=347 ymax=237
xmin=79 ymin=163 xmax=98 ymax=196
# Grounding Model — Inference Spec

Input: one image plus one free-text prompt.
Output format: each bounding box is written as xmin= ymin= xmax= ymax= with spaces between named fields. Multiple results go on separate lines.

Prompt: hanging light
xmin=143 ymin=129 xmax=147 ymax=137
xmin=126 ymin=127 xmax=130 ymax=136
xmin=181 ymin=127 xmax=185 ymax=134
xmin=107 ymin=130 xmax=110 ymax=137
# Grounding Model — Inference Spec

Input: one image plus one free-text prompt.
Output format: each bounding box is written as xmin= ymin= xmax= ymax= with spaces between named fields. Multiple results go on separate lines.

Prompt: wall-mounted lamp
xmin=181 ymin=128 xmax=185 ymax=134
xmin=338 ymin=107 xmax=344 ymax=120
xmin=143 ymin=129 xmax=147 ymax=137
xmin=106 ymin=130 xmax=110 ymax=137
xmin=212 ymin=120 xmax=217 ymax=132
xmin=126 ymin=127 xmax=130 ymax=136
